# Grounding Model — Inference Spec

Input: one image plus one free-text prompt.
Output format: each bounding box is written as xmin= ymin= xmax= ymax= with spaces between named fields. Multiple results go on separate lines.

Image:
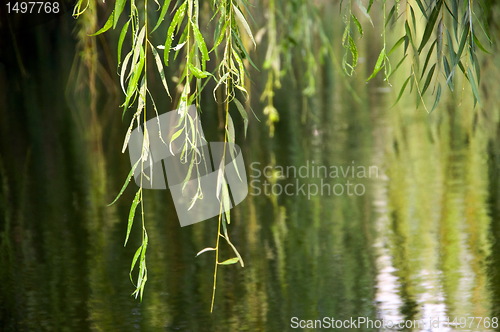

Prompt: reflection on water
xmin=372 ymin=103 xmax=495 ymax=331
xmin=1 ymin=17 xmax=500 ymax=332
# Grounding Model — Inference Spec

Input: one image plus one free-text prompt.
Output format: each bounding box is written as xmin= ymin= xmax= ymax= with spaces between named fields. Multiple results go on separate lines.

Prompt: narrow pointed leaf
xmin=90 ymin=11 xmax=114 ymax=36
xmin=152 ymin=0 xmax=172 ymax=33
xmin=118 ymin=19 xmax=131 ymax=65
xmin=418 ymin=0 xmax=443 ymax=53
xmin=108 ymin=160 xmax=140 ymax=206
xmin=388 ymin=36 xmax=405 ymax=56
xmin=113 ymin=0 xmax=126 ymax=29
xmin=164 ymin=2 xmax=187 ymax=65
xmin=233 ymin=98 xmax=248 ymax=137
xmin=394 ymin=76 xmax=411 ymax=104
xmin=188 ymin=63 xmax=211 ymax=78
xmin=421 ymin=40 xmax=437 ymax=79
xmin=352 ymin=14 xmax=363 ymax=35
xmin=196 ymin=247 xmax=216 ymax=257
xmin=367 ymin=48 xmax=386 ymax=81
xmin=219 ymin=257 xmax=239 ymax=265
xmin=233 ymin=5 xmax=256 ymax=47
xmin=421 ymin=63 xmax=436 ymax=95
xmin=125 ymin=189 xmax=141 ymax=245
xmin=150 ymin=43 xmax=171 ymax=96
xmin=430 ymin=83 xmax=442 ymax=113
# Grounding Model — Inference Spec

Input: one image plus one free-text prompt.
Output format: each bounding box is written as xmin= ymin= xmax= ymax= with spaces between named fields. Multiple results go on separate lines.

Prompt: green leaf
xmin=232 ymin=31 xmax=258 ymax=70
xmin=192 ymin=23 xmax=209 ymax=65
xmin=388 ymin=54 xmax=408 ymax=78
xmin=108 ymin=159 xmax=140 ymax=206
xmin=355 ymin=0 xmax=373 ymax=26
xmin=385 ymin=5 xmax=396 ymax=27
xmin=404 ymin=22 xmax=414 ymax=54
xmin=367 ymin=0 xmax=374 ymax=12
xmin=414 ymin=0 xmax=428 ymax=19
xmin=118 ymin=19 xmax=131 ymax=65
xmin=467 ymin=67 xmax=480 ymax=104
xmin=443 ymin=56 xmax=453 ymax=90
xmin=212 ymin=19 xmax=229 ymax=51
xmin=233 ymin=5 xmax=256 ymax=47
xmin=367 ymin=48 xmax=386 ymax=81
xmin=122 ymin=48 xmax=145 ymax=111
xmin=348 ymin=36 xmax=358 ymax=69
xmin=421 ymin=40 xmax=436 ymax=79
xmin=446 ymin=29 xmax=457 ymax=66
xmin=232 ymin=48 xmax=246 ymax=87
xmin=421 ymin=63 xmax=436 ymax=95
xmin=388 ymin=36 xmax=405 ymax=56
xmin=473 ymin=33 xmax=490 ymax=53
xmin=90 ymin=11 xmax=114 ymax=36
xmin=352 ymin=14 xmax=363 ymax=36
xmin=219 ymin=257 xmax=239 ymax=265
xmin=394 ymin=76 xmax=411 ymax=105
xmin=418 ymin=0 xmax=443 ymax=53
xmin=471 ymin=51 xmax=480 ymax=86
xmin=113 ymin=0 xmax=126 ymax=29
xmin=410 ymin=6 xmax=417 ymax=32
xmin=130 ymin=245 xmax=143 ymax=273
xmin=430 ymin=83 xmax=442 ymax=113
xmin=456 ymin=25 xmax=470 ymax=61
xmin=188 ymin=63 xmax=211 ymax=78
xmin=451 ymin=0 xmax=458 ymax=38
xmin=130 ymin=27 xmax=146 ymax=76
xmin=150 ymin=43 xmax=171 ymax=96
xmin=125 ymin=189 xmax=141 ymax=245
xmin=233 ymin=98 xmax=248 ymax=137
xmin=164 ymin=2 xmax=187 ymax=65
xmin=169 ymin=127 xmax=184 ymax=154
xmin=152 ymin=0 xmax=172 ymax=33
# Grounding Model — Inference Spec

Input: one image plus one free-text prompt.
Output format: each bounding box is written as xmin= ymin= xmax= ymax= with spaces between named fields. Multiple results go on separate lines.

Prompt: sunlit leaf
xmin=118 ymin=19 xmax=131 ymax=65
xmin=150 ymin=42 xmax=171 ymax=96
xmin=113 ymin=0 xmax=126 ymax=29
xmin=152 ymin=0 xmax=172 ymax=33
xmin=192 ymin=23 xmax=210 ymax=67
xmin=196 ymin=247 xmax=216 ymax=257
xmin=164 ymin=2 xmax=187 ymax=65
xmin=90 ymin=11 xmax=114 ymax=36
xmin=125 ymin=189 xmax=141 ymax=245
xmin=188 ymin=63 xmax=211 ymax=78
xmin=367 ymin=48 xmax=385 ymax=81
xmin=219 ymin=257 xmax=239 ymax=265
xmin=352 ymin=14 xmax=363 ymax=36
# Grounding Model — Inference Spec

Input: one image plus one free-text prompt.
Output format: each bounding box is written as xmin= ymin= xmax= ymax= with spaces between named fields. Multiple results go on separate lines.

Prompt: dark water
xmin=1 ymin=10 xmax=500 ymax=332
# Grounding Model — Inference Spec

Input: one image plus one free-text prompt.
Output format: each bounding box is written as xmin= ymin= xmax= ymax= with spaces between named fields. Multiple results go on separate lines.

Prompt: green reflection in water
xmin=0 ymin=9 xmax=500 ymax=332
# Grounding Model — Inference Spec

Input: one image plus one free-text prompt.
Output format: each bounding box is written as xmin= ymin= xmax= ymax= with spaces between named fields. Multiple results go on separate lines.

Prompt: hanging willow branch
xmin=72 ymin=0 xmax=493 ymax=311
xmin=73 ymin=0 xmax=253 ymax=308
xmin=363 ymin=0 xmax=491 ymax=111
